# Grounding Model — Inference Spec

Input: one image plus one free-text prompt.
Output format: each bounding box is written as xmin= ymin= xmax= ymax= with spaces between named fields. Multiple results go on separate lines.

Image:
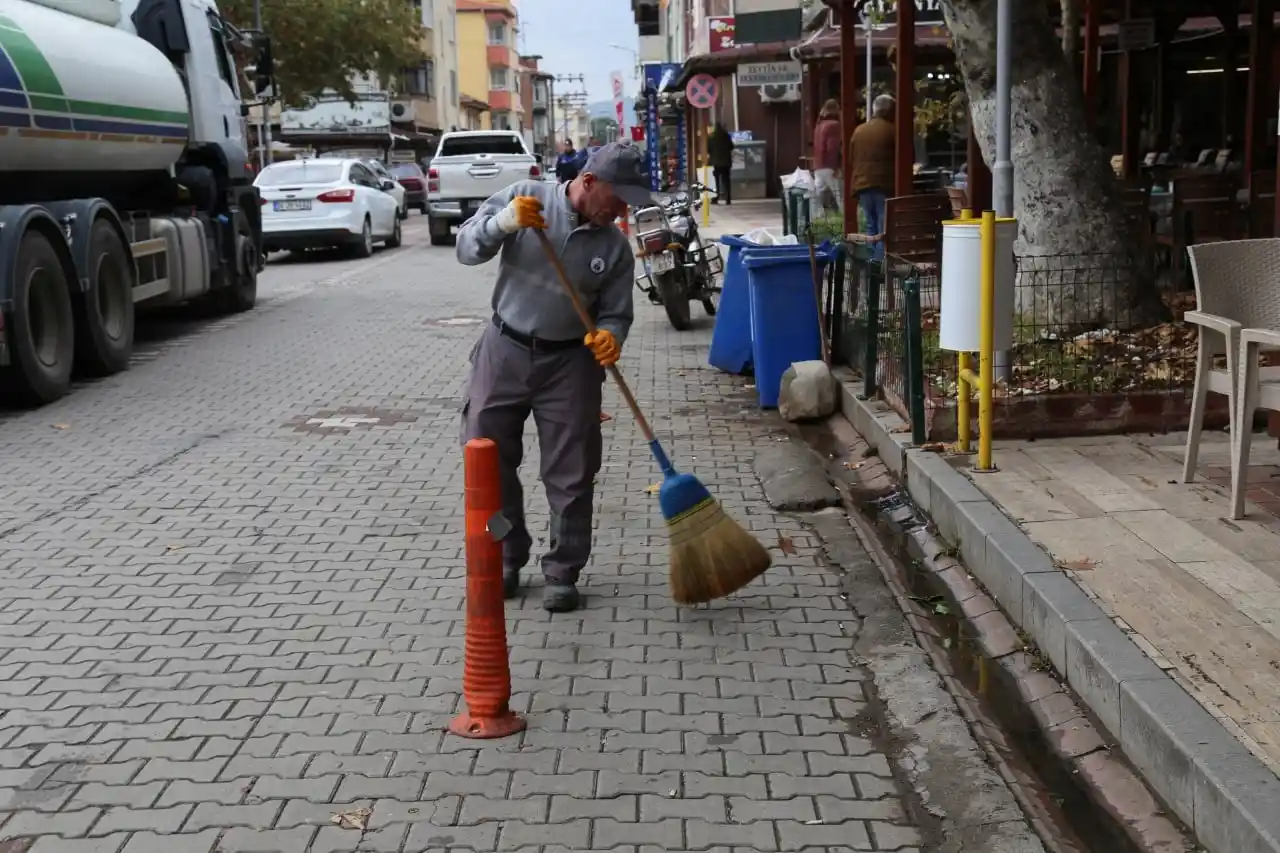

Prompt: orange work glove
xmin=584 ymin=329 xmax=621 ymax=367
xmin=495 ymin=195 xmax=546 ymax=232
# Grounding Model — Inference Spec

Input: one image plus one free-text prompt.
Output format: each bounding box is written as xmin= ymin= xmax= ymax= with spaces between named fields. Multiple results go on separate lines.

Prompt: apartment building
xmin=519 ymin=54 xmax=555 ymax=162
xmin=457 ymin=0 xmax=523 ymax=132
xmin=394 ymin=0 xmax=461 ymax=135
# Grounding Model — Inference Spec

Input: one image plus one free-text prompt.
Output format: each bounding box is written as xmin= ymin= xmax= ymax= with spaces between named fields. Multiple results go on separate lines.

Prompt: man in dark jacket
xmin=849 ymin=94 xmax=896 ymax=260
xmin=555 ymin=140 xmax=580 ymax=183
xmin=707 ymin=122 xmax=734 ymax=205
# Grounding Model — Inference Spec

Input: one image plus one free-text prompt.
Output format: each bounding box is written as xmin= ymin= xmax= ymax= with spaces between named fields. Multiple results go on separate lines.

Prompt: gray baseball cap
xmin=583 ymin=142 xmax=655 ymax=207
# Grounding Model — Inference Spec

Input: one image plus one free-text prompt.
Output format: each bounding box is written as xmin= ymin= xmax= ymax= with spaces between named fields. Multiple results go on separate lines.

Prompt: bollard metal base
xmin=448 ymin=710 xmax=527 ymax=740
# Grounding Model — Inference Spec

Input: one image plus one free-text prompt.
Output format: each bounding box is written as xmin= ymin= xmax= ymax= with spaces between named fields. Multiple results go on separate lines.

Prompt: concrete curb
xmin=837 ymin=373 xmax=1280 ymax=853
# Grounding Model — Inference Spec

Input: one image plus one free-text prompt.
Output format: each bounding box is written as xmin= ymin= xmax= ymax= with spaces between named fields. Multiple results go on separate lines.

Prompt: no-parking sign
xmin=685 ymin=73 xmax=719 ymax=109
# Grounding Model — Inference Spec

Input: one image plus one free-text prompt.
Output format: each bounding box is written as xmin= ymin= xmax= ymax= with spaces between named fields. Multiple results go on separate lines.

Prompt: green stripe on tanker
xmin=0 ymin=8 xmax=188 ymax=126
xmin=0 ymin=0 xmax=192 ymax=174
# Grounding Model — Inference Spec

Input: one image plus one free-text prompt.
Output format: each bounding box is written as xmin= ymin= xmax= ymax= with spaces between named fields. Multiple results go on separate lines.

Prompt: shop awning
xmin=670 ymin=41 xmax=799 ymax=90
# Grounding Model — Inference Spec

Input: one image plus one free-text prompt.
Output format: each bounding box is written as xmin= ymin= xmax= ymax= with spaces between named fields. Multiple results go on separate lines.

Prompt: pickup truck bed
xmin=426 ymin=131 xmax=540 ymax=245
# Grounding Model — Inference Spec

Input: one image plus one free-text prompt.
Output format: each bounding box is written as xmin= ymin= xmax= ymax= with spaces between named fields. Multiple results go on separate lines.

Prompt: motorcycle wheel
xmin=701 ymin=296 xmax=718 ymax=317
xmin=655 ymin=271 xmax=692 ymax=331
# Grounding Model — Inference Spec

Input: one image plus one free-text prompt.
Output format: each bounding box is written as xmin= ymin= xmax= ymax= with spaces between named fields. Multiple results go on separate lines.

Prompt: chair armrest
xmin=1184 ymin=310 xmax=1243 ymax=335
xmin=1241 ymin=327 xmax=1280 ymax=349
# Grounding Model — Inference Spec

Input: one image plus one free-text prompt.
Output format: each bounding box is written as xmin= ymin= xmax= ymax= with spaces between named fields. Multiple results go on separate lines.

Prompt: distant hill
xmin=587 ymin=98 xmax=637 ymax=118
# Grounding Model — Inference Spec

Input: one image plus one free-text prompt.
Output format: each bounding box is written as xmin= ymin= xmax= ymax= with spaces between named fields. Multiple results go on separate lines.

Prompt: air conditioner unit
xmin=391 ymin=101 xmax=416 ymax=122
xmin=759 ymin=83 xmax=800 ymax=104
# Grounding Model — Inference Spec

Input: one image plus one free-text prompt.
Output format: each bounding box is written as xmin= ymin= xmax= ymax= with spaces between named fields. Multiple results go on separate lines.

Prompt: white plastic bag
xmin=740 ymin=228 xmax=799 ymax=246
xmin=781 ymin=168 xmax=815 ymax=193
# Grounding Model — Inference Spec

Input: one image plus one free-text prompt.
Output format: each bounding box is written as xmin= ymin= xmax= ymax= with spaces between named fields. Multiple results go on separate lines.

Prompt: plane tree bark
xmin=940 ymin=0 xmax=1161 ymax=329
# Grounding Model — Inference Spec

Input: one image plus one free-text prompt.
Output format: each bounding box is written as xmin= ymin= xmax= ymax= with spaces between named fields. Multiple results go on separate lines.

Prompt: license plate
xmin=273 ymin=200 xmax=311 ymax=212
xmin=651 ymin=252 xmax=675 ymax=274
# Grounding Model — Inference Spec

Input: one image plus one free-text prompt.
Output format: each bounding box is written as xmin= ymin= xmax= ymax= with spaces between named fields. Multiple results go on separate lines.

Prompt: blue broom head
xmin=659 ymin=470 xmax=715 ymax=522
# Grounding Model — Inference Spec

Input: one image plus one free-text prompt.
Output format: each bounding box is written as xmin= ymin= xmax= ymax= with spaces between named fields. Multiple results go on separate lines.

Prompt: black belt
xmin=492 ymin=315 xmax=581 ymax=352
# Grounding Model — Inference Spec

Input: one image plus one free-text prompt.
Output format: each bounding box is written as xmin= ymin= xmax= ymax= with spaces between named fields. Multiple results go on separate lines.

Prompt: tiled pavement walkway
xmin=0 ymin=216 xmax=1023 ymax=851
xmin=961 ymin=432 xmax=1280 ymax=775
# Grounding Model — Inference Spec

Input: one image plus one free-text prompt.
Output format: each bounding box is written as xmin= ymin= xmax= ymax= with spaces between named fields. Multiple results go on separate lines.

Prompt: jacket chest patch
xmin=590 ymin=256 xmax=606 ymax=275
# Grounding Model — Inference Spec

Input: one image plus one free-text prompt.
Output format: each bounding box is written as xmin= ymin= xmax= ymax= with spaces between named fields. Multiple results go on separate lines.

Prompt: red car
xmin=389 ymin=163 xmax=428 ymax=214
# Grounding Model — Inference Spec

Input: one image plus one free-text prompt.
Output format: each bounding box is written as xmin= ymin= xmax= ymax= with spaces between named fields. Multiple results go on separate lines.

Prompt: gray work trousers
xmin=460 ymin=321 xmax=604 ymax=584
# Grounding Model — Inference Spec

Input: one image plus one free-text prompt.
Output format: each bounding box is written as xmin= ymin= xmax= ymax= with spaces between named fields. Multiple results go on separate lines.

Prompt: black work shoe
xmin=543 ymin=583 xmax=581 ymax=613
xmin=502 ymin=566 xmax=521 ymax=599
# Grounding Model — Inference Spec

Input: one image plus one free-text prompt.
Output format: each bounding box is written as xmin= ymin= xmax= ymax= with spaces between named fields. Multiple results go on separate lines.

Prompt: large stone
xmin=778 ymin=360 xmax=837 ymax=422
xmin=754 ymin=443 xmax=841 ymax=512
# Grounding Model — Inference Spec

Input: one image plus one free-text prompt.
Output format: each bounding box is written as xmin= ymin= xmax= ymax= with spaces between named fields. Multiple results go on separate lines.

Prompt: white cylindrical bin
xmin=938 ymin=218 xmax=1017 ymax=352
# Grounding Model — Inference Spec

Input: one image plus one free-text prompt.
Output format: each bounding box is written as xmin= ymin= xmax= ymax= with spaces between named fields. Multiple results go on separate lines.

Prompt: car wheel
xmin=385 ymin=216 xmax=403 ymax=249
xmin=428 ymin=215 xmax=450 ymax=247
xmin=352 ymin=219 xmax=374 ymax=258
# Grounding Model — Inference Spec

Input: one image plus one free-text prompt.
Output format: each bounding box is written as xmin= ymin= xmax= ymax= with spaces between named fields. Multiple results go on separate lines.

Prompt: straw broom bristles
xmin=668 ymin=495 xmax=772 ymax=605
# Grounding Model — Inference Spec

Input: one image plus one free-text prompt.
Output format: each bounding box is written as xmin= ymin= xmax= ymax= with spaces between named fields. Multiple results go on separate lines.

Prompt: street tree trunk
xmin=1060 ymin=0 xmax=1081 ymax=79
xmin=940 ymin=0 xmax=1160 ymax=329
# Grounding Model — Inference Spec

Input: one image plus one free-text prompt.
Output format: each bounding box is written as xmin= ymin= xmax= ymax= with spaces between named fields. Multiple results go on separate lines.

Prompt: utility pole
xmin=554 ymin=74 xmax=588 ymax=146
xmin=254 ymin=0 xmax=272 ymax=167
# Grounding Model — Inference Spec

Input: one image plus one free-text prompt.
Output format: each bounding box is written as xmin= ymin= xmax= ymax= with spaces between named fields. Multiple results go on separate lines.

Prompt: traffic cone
xmin=448 ymin=438 xmax=526 ymax=740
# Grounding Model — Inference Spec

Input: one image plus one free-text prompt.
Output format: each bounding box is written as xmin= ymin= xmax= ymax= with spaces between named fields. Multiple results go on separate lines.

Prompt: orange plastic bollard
xmin=449 ymin=438 xmax=527 ymax=739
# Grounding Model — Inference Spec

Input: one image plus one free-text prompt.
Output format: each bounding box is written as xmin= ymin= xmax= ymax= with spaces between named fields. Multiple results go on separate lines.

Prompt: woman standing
xmin=812 ymin=99 xmax=844 ymax=220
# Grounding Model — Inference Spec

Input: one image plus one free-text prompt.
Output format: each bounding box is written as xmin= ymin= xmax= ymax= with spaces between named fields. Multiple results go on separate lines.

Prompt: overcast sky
xmin=516 ymin=0 xmax=641 ymax=104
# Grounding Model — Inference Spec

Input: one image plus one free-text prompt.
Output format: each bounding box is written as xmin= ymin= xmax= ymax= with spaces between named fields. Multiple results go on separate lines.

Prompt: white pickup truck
xmin=425 ymin=131 xmax=542 ymax=245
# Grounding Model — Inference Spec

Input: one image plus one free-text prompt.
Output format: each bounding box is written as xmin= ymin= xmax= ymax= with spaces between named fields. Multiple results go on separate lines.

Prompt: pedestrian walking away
xmin=812 ymin=98 xmax=845 ymax=220
xmin=850 ymin=93 xmax=896 ymax=260
xmin=708 ymin=121 xmax=735 ymax=205
xmin=456 ymin=142 xmax=651 ymax=613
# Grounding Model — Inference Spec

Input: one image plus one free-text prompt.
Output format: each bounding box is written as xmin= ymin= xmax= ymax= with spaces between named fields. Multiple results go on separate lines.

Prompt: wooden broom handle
xmin=533 ymin=229 xmax=657 ymax=444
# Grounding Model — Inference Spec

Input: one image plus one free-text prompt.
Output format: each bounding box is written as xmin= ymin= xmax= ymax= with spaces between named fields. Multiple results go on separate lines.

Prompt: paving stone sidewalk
xmin=0 ymin=224 xmax=985 ymax=851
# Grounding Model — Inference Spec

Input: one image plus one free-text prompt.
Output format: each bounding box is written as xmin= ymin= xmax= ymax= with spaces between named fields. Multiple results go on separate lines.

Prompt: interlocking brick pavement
xmin=0 ymin=219 xmax=979 ymax=851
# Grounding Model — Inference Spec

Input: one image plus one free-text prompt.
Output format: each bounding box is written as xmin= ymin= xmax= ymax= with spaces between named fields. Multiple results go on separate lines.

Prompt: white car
xmin=256 ymin=158 xmax=403 ymax=257
xmin=363 ymin=159 xmax=408 ymax=220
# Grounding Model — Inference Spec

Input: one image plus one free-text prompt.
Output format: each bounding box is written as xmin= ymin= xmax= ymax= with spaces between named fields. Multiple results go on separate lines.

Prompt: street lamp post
xmin=254 ymin=0 xmax=272 ymax=168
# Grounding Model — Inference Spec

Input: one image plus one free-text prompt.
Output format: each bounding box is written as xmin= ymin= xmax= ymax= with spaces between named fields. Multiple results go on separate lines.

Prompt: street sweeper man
xmin=456 ymin=142 xmax=653 ymax=614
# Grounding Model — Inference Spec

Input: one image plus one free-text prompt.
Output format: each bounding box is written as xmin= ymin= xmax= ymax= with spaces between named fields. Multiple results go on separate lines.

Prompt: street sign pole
xmin=684 ymin=73 xmax=720 ymax=226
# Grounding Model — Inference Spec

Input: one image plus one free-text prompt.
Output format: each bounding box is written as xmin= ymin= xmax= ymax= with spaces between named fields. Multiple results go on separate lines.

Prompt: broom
xmin=533 ymin=229 xmax=772 ymax=605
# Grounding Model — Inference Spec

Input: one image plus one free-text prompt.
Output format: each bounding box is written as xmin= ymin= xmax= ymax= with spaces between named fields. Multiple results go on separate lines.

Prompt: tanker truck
xmin=0 ymin=0 xmax=267 ymax=405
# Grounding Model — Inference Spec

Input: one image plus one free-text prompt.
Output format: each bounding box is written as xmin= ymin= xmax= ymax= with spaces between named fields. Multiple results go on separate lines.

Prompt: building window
xmin=492 ymin=111 xmax=511 ymax=130
xmin=489 ymin=66 xmax=507 ymax=90
xmin=487 ymin=22 xmax=506 ymax=45
xmin=402 ymin=59 xmax=434 ymax=98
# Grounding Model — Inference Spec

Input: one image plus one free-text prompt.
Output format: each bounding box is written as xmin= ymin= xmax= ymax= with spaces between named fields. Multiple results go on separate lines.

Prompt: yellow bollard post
xmin=955 ymin=208 xmax=974 ymax=453
xmin=700 ymin=110 xmax=711 ymax=228
xmin=977 ymin=210 xmax=996 ymax=471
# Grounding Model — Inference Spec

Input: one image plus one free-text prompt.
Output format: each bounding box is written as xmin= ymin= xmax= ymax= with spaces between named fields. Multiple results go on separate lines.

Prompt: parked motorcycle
xmin=632 ymin=183 xmax=723 ymax=331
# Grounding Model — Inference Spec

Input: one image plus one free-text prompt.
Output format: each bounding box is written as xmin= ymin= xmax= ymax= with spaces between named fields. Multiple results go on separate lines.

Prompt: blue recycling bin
xmin=709 ymin=237 xmax=818 ymax=375
xmin=707 ymin=236 xmax=757 ymax=375
xmin=743 ymin=243 xmax=833 ymax=408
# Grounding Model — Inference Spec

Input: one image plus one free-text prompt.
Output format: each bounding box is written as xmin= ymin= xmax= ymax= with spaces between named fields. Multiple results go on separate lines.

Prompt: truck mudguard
xmin=41 ymin=200 xmax=135 ymax=297
xmin=0 ymin=204 xmax=76 ymax=311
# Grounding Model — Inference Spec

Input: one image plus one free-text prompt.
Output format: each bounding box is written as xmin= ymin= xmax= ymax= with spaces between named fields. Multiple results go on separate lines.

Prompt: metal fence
xmin=825 ymin=244 xmax=1201 ymax=442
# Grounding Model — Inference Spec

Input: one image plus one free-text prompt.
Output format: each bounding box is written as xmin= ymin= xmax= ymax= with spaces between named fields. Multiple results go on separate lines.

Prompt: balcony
xmin=391 ymin=96 xmax=439 ymax=130
xmin=488 ymin=90 xmax=514 ymax=110
xmin=486 ymin=44 xmax=517 ymax=67
xmin=631 ymin=0 xmax=659 ymax=37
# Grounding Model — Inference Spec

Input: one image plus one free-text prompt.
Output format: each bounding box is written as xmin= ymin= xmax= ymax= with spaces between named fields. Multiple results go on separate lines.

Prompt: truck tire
xmin=352 ymin=218 xmax=374 ymax=259
xmin=655 ymin=271 xmax=691 ymax=331
xmin=73 ymin=220 xmax=135 ymax=376
xmin=2 ymin=231 xmax=74 ymax=405
xmin=220 ymin=219 xmax=259 ymax=314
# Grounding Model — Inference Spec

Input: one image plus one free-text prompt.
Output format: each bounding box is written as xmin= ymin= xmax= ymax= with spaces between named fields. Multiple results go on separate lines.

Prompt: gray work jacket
xmin=456 ymin=180 xmax=636 ymax=345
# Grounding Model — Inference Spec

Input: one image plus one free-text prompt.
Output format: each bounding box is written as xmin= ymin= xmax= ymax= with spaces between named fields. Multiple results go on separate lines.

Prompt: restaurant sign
xmin=857 ymin=0 xmax=945 ymax=25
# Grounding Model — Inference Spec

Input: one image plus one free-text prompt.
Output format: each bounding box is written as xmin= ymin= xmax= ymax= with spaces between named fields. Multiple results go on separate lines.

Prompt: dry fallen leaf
xmin=777 ymin=535 xmax=797 ymax=556
xmin=1059 ymin=557 xmax=1098 ymax=572
xmin=644 ymin=483 xmax=661 ymax=495
xmin=51 ymin=423 xmax=70 ymax=431
xmin=919 ymin=442 xmax=948 ymax=453
xmin=842 ymin=460 xmax=865 ymax=470
xmin=330 ymin=807 xmax=372 ymax=831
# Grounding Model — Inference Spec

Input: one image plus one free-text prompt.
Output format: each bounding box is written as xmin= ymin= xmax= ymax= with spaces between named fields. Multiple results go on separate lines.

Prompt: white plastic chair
xmin=1184 ymin=239 xmax=1280 ymax=518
